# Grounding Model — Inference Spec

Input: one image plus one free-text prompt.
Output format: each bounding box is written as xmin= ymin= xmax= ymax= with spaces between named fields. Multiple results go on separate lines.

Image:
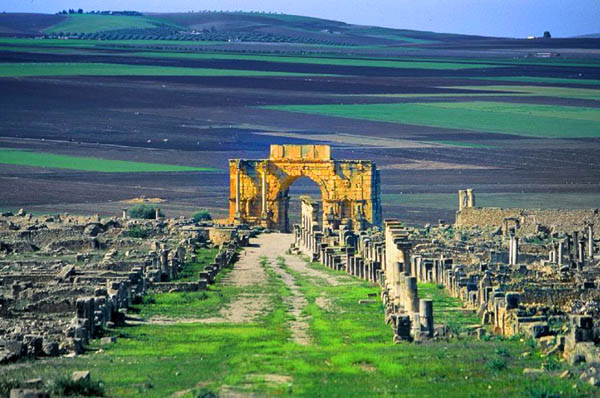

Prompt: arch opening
xmin=285 ymin=176 xmax=324 ymax=232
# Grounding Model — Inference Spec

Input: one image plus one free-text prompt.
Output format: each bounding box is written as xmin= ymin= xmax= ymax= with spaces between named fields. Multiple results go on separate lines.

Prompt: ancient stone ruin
xmin=2 ymin=144 xmax=599 ymax=390
xmin=228 ymin=144 xmax=382 ymax=231
xmin=0 ymin=210 xmax=250 ymax=364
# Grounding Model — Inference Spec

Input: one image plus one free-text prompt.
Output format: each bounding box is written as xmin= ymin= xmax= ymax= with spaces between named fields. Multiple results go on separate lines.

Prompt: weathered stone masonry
xmin=229 ymin=144 xmax=382 ymax=232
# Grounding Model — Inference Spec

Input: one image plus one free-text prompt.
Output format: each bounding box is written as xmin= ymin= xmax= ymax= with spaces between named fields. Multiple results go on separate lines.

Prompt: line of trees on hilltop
xmin=56 ymin=10 xmax=142 ymax=16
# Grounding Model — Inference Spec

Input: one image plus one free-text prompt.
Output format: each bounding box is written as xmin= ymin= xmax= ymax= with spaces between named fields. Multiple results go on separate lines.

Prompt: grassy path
xmin=1 ymin=234 xmax=595 ymax=397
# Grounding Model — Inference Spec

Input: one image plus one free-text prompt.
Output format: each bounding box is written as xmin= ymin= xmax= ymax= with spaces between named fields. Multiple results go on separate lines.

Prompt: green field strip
xmin=424 ymin=140 xmax=494 ymax=148
xmin=131 ymin=51 xmax=502 ymax=70
xmin=449 ymin=85 xmax=600 ymax=101
xmin=411 ymin=56 xmax=600 ymax=69
xmin=468 ymin=76 xmax=600 ymax=86
xmin=44 ymin=14 xmax=184 ymax=34
xmin=382 ymin=192 xmax=600 ymax=210
xmin=0 ymin=62 xmax=333 ymax=77
xmin=0 ymin=148 xmax=218 ymax=173
xmin=264 ymin=101 xmax=600 ymax=138
xmin=343 ymin=92 xmax=525 ymax=99
xmin=0 ymin=38 xmax=227 ymax=47
xmin=0 ymin=45 xmax=109 ymax=55
xmin=345 ymin=84 xmax=600 ymax=101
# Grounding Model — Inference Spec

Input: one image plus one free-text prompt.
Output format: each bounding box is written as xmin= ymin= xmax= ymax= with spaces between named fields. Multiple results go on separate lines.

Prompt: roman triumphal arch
xmin=229 ymin=144 xmax=381 ymax=232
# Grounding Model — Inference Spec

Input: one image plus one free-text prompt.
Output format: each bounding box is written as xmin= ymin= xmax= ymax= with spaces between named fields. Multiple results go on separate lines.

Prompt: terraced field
xmin=0 ymin=12 xmax=599 ymax=224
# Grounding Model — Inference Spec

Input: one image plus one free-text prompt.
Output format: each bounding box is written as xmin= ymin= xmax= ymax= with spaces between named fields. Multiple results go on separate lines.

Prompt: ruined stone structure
xmin=292 ymin=185 xmax=600 ymax=373
xmin=456 ymin=190 xmax=600 ymax=235
xmin=293 ymin=194 xmax=434 ymax=342
xmin=229 ymin=145 xmax=381 ymax=232
xmin=0 ymin=211 xmax=250 ymax=364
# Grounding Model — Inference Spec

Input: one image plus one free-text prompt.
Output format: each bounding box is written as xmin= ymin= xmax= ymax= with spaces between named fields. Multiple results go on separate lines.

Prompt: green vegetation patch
xmin=0 ymin=38 xmax=226 ymax=48
xmin=0 ymin=148 xmax=217 ymax=173
xmin=44 ymin=14 xmax=182 ymax=34
xmin=358 ymin=26 xmax=439 ymax=44
xmin=265 ymin=101 xmax=600 ymax=138
xmin=0 ymin=62 xmax=330 ymax=77
xmin=427 ymin=140 xmax=493 ymax=148
xmin=450 ymin=85 xmax=600 ymax=101
xmin=133 ymin=51 xmax=500 ymax=70
xmin=469 ymin=76 xmax=600 ymax=86
xmin=178 ymin=248 xmax=219 ymax=282
xmin=419 ymin=283 xmax=480 ymax=331
xmin=381 ymin=192 xmax=600 ymax=211
xmin=348 ymin=84 xmax=600 ymax=101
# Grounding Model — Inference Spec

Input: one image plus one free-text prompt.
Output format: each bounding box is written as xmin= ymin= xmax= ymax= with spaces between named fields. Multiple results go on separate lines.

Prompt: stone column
xmin=573 ymin=231 xmax=579 ymax=260
xmin=261 ymin=169 xmax=267 ymax=217
xmin=405 ymin=276 xmax=419 ymax=314
xmin=466 ymin=188 xmax=475 ymax=207
xmin=558 ymin=240 xmax=564 ymax=266
xmin=578 ymin=238 xmax=585 ymax=264
xmin=419 ymin=299 xmax=434 ymax=337
xmin=458 ymin=190 xmax=466 ymax=211
xmin=155 ymin=207 xmax=161 ymax=220
xmin=122 ymin=208 xmax=128 ymax=220
xmin=510 ymin=236 xmax=519 ymax=265
xmin=235 ymin=169 xmax=241 ymax=214
xmin=588 ymin=224 xmax=594 ymax=258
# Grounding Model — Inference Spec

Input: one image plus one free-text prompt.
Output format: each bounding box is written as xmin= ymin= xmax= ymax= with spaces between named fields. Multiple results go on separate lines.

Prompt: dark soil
xmin=1 ymin=45 xmax=599 ymax=225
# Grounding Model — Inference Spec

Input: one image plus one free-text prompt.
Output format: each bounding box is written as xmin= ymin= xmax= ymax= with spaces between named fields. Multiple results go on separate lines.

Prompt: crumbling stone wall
xmin=456 ymin=200 xmax=600 ymax=235
xmin=0 ymin=210 xmax=250 ymax=364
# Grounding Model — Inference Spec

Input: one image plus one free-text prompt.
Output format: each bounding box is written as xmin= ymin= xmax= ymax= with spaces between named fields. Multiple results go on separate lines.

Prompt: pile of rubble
xmin=0 ymin=210 xmax=250 ymax=364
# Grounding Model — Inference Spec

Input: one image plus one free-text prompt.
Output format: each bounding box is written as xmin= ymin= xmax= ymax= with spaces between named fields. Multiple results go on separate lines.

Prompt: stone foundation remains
xmin=0 ymin=210 xmax=250 ymax=364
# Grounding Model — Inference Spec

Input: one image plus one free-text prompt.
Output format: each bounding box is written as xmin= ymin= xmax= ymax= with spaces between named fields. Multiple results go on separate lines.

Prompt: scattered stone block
xmin=9 ymin=390 xmax=49 ymax=398
xmin=358 ymin=299 xmax=376 ymax=304
xmin=41 ymin=340 xmax=59 ymax=357
xmin=71 ymin=370 xmax=91 ymax=383
xmin=523 ymin=368 xmax=545 ymax=376
xmin=100 ymin=336 xmax=117 ymax=345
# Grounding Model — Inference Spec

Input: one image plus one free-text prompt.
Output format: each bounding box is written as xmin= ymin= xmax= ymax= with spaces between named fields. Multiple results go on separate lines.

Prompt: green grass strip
xmin=0 ymin=38 xmax=227 ymax=47
xmin=450 ymin=85 xmax=600 ymax=101
xmin=132 ymin=51 xmax=502 ymax=70
xmin=469 ymin=76 xmax=600 ymax=86
xmin=0 ymin=148 xmax=218 ymax=173
xmin=426 ymin=140 xmax=493 ymax=148
xmin=264 ymin=101 xmax=600 ymax=138
xmin=0 ymin=62 xmax=332 ymax=77
xmin=44 ymin=14 xmax=183 ymax=34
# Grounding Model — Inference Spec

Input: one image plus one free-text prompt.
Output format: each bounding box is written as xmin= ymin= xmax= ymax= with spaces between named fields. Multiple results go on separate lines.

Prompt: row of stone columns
xmin=545 ymin=225 xmax=595 ymax=268
xmin=381 ymin=220 xmax=434 ymax=340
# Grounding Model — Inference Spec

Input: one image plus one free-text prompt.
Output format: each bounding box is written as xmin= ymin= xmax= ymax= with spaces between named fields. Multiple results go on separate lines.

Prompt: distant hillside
xmin=44 ymin=14 xmax=183 ymax=34
xmin=0 ymin=11 xmax=490 ymax=46
xmin=151 ymin=11 xmax=493 ymax=45
xmin=0 ymin=13 xmax=66 ymax=35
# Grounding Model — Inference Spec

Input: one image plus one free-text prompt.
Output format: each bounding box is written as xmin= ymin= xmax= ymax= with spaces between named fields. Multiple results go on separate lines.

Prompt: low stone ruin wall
xmin=456 ymin=207 xmax=600 ymax=235
xmin=0 ymin=211 xmax=250 ymax=365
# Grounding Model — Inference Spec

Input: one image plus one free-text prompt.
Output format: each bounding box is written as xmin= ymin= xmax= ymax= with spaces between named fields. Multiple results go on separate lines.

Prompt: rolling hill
xmin=0 ymin=11 xmax=490 ymax=46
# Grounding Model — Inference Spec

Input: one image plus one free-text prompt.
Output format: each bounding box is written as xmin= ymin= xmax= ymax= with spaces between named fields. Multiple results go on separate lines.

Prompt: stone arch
xmin=229 ymin=145 xmax=381 ymax=232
